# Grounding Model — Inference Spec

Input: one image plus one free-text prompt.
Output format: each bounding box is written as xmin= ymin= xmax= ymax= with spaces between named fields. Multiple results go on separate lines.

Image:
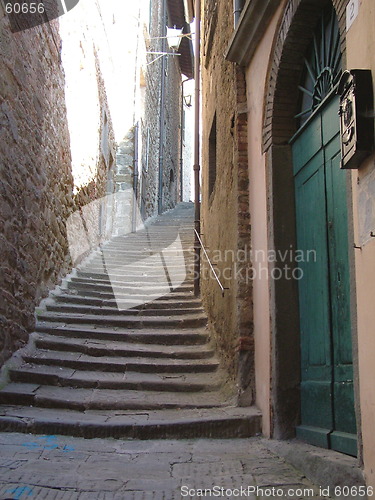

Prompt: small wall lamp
xmin=183 ymin=94 xmax=192 ymax=107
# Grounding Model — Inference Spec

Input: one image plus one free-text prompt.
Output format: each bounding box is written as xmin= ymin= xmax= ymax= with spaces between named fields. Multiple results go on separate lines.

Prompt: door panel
xmin=325 ymin=135 xmax=357 ymax=456
xmin=295 ymin=150 xmax=333 ymax=443
xmin=292 ymin=95 xmax=357 ymax=455
xmin=295 ymin=152 xmax=331 ymax=376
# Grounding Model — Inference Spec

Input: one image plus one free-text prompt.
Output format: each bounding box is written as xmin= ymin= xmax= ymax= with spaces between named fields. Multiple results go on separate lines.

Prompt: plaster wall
xmin=346 ymin=0 xmax=375 ymax=486
xmin=245 ymin=5 xmax=285 ymax=438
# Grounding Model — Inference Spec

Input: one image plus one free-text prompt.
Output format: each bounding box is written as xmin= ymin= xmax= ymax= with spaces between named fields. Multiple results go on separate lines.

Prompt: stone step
xmin=9 ymin=364 xmax=222 ymax=392
xmin=22 ymin=349 xmax=219 ymax=373
xmin=36 ymin=311 xmax=207 ymax=329
xmin=32 ymin=333 xmax=215 ymax=359
xmin=75 ymin=270 xmax=195 ymax=282
xmin=0 ymin=383 xmax=227 ymax=410
xmin=72 ymin=270 xmax=194 ymax=283
xmin=57 ymin=288 xmax=196 ymax=301
xmin=69 ymin=275 xmax=192 ymax=287
xmin=95 ymin=244 xmax=194 ymax=254
xmin=83 ymin=252 xmax=194 ymax=260
xmin=89 ymin=246 xmax=194 ymax=255
xmin=35 ymin=324 xmax=210 ymax=345
xmin=69 ymin=275 xmax=194 ymax=286
xmin=0 ymin=405 xmax=261 ymax=439
xmin=52 ymin=293 xmax=202 ymax=310
xmin=45 ymin=303 xmax=204 ymax=317
xmin=85 ymin=259 xmax=193 ymax=269
xmin=65 ymin=280 xmax=194 ymax=295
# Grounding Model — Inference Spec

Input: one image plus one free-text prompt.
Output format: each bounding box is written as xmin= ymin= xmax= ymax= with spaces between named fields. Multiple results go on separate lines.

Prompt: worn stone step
xmin=36 ymin=311 xmax=207 ymax=329
xmin=52 ymin=293 xmax=202 ymax=310
xmin=75 ymin=269 xmax=194 ymax=282
xmin=69 ymin=276 xmax=194 ymax=288
xmin=82 ymin=259 xmax=193 ymax=270
xmin=88 ymin=247 xmax=193 ymax=256
xmin=32 ymin=333 xmax=215 ymax=359
xmin=75 ymin=272 xmax=194 ymax=285
xmin=22 ymin=349 xmax=219 ymax=373
xmin=35 ymin=324 xmax=210 ymax=345
xmin=86 ymin=250 xmax=194 ymax=260
xmin=89 ymin=256 xmax=191 ymax=264
xmin=66 ymin=280 xmax=194 ymax=295
xmin=9 ymin=364 xmax=222 ymax=392
xmin=59 ymin=287 xmax=196 ymax=302
xmin=0 ymin=383 xmax=227 ymax=410
xmin=0 ymin=405 xmax=261 ymax=439
xmin=45 ymin=303 xmax=204 ymax=317
xmin=85 ymin=244 xmax=193 ymax=254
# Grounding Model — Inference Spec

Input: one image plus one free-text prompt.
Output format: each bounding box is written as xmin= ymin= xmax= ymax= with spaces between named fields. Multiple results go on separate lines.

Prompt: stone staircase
xmin=0 ymin=203 xmax=261 ymax=439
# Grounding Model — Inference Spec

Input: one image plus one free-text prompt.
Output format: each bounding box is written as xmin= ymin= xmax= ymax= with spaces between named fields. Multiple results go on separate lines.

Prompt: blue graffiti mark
xmin=20 ymin=442 xmax=39 ymax=450
xmin=21 ymin=435 xmax=75 ymax=453
xmin=63 ymin=445 xmax=75 ymax=453
xmin=5 ymin=485 xmax=34 ymax=499
xmin=37 ymin=435 xmax=58 ymax=450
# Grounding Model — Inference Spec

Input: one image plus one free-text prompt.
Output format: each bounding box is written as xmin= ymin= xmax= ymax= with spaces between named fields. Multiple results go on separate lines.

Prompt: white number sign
xmin=346 ymin=0 xmax=359 ymax=31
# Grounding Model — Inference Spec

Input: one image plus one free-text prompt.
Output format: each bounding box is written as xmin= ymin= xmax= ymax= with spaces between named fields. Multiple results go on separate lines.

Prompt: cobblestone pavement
xmin=0 ymin=433 xmax=330 ymax=499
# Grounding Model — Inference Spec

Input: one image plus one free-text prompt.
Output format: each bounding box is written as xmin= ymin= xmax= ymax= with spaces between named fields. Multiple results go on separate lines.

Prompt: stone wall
xmin=140 ymin=0 xmax=182 ymax=218
xmin=0 ymin=3 xmax=118 ymax=366
xmin=201 ymin=0 xmax=253 ymax=397
xmin=0 ymin=10 xmax=74 ymax=365
xmin=163 ymin=52 xmax=183 ymax=210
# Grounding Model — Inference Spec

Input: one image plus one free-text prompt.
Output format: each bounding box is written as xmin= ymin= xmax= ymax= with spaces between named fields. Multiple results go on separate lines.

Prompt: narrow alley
xmin=0 ymin=205 xmax=363 ymax=499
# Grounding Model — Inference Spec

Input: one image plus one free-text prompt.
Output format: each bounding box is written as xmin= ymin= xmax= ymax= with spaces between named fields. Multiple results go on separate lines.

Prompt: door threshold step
xmin=0 ymin=405 xmax=262 ymax=439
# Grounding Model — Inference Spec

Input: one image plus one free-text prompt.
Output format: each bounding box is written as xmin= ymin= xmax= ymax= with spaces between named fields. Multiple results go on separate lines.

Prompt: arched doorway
xmin=263 ymin=0 xmax=358 ymax=456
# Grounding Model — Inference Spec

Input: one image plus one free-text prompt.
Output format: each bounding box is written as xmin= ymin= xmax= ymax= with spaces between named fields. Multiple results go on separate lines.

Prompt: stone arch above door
xmin=262 ymin=0 xmax=347 ymax=152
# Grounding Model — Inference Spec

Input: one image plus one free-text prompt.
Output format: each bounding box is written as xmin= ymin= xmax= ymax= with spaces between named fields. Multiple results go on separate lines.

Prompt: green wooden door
xmin=292 ymin=95 xmax=357 ymax=456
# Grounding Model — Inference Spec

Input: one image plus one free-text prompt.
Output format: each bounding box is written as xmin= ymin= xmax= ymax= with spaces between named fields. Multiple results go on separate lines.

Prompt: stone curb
xmin=264 ymin=439 xmax=366 ymax=492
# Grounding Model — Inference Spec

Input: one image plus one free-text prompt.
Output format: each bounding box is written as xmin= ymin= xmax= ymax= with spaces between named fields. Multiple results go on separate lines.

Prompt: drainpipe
xmin=158 ymin=0 xmax=167 ymax=215
xmin=233 ymin=0 xmax=244 ymax=26
xmin=193 ymin=0 xmax=201 ymax=297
